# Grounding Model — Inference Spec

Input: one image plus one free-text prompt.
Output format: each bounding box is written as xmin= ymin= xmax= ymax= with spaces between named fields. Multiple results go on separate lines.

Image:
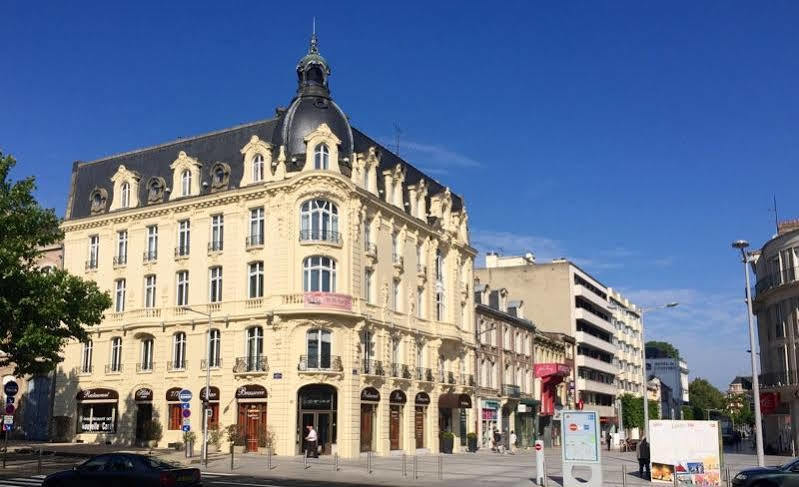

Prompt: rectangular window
xmin=116 ymin=230 xmax=128 ymax=265
xmin=209 ymin=267 xmax=223 ymax=303
xmin=78 ymin=403 xmax=117 ymax=433
xmin=210 ymin=214 xmax=224 ymax=251
xmin=144 ymin=275 xmax=157 ymax=308
xmin=141 ymin=339 xmax=153 ymax=371
xmin=781 ymin=249 xmax=796 ymax=282
xmin=249 ymin=208 xmax=265 ymax=246
xmin=208 ymin=329 xmax=221 ymax=368
xmin=392 ymin=280 xmax=400 ymax=311
xmin=146 ymin=225 xmax=158 ymax=261
xmin=115 ymin=279 xmax=126 ymax=312
xmin=88 ymin=235 xmax=99 ymax=268
xmin=436 ymin=291 xmax=444 ymax=321
xmin=176 ymin=271 xmax=189 ymax=306
xmin=177 ymin=220 xmax=190 ymax=256
xmin=168 ymin=404 xmax=182 ymax=430
xmin=417 ymin=287 xmax=424 ymax=318
xmin=81 ymin=341 xmax=93 ymax=373
xmin=364 ymin=269 xmax=373 ymax=303
xmin=248 ymin=262 xmax=264 ymax=298
xmin=110 ymin=337 xmax=122 ymax=372
xmin=391 ymin=337 xmax=400 ymax=365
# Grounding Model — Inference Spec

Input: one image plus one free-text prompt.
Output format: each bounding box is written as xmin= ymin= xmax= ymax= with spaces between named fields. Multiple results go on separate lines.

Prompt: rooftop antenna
xmin=309 ymin=17 xmax=318 ymax=53
xmin=393 ymin=123 xmax=403 ymax=156
xmin=771 ymin=195 xmax=779 ymax=234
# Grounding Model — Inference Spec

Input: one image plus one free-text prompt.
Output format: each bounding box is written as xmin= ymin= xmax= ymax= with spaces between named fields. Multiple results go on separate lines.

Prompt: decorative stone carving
xmin=146 ymin=177 xmax=166 ymax=203
xmin=210 ymin=162 xmax=231 ymax=192
xmin=89 ymin=187 xmax=108 ymax=214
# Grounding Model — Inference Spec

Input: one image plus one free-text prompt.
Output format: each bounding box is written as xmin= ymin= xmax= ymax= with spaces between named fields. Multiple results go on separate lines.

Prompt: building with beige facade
xmin=476 ymin=253 xmax=618 ymax=433
xmin=53 ymin=34 xmax=477 ymax=457
xmin=607 ymin=289 xmax=643 ymax=398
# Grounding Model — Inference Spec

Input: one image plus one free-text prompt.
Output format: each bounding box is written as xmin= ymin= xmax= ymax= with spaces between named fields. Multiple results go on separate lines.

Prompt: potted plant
xmin=183 ymin=431 xmax=197 ymax=458
xmin=224 ymin=424 xmax=245 ymax=454
xmin=439 ymin=431 xmax=454 ymax=454
xmin=207 ymin=424 xmax=222 ymax=453
xmin=258 ymin=426 xmax=277 ymax=454
xmin=140 ymin=419 xmax=163 ymax=448
xmin=466 ymin=432 xmax=478 ymax=452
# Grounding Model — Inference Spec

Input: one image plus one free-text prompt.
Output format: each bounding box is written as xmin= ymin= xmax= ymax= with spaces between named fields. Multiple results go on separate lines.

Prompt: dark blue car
xmin=42 ymin=453 xmax=201 ymax=487
xmin=732 ymin=458 xmax=799 ymax=487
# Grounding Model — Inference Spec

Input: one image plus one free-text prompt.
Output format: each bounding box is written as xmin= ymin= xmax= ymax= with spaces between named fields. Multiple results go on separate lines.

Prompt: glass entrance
xmin=297 ymin=384 xmax=337 ymax=456
xmin=300 ymin=411 xmax=333 ymax=455
xmin=134 ymin=404 xmax=152 ymax=443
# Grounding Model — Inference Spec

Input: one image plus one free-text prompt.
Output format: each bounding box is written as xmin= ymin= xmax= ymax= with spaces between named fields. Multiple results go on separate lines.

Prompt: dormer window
xmin=120 ymin=182 xmax=130 ymax=208
xmin=252 ymin=154 xmax=264 ymax=182
xmin=181 ymin=170 xmax=192 ymax=196
xmin=214 ymin=166 xmax=225 ymax=185
xmin=314 ymin=144 xmax=329 ymax=170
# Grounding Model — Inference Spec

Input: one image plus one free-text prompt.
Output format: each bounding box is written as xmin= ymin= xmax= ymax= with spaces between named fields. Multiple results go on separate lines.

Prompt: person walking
xmin=305 ymin=425 xmax=318 ymax=458
xmin=606 ymin=431 xmax=612 ymax=451
xmin=637 ymin=437 xmax=650 ymax=479
xmin=509 ymin=430 xmax=518 ymax=455
xmin=494 ymin=428 xmax=504 ymax=454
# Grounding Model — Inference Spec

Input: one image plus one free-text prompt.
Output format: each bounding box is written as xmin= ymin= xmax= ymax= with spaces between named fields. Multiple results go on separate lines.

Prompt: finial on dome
xmin=309 ymin=17 xmax=319 ymax=54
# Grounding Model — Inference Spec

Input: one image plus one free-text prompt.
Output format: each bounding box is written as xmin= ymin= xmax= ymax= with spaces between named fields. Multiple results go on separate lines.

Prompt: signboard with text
xmin=649 ymin=420 xmax=721 ymax=485
xmin=561 ymin=411 xmax=600 ymax=463
xmin=303 ymin=292 xmax=353 ymax=311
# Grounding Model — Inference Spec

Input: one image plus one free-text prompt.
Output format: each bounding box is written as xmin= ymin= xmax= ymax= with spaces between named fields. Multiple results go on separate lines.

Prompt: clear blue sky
xmin=3 ymin=2 xmax=798 ymax=390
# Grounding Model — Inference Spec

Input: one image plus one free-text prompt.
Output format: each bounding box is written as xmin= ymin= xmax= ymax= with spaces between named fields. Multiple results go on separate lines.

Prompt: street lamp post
xmin=640 ymin=302 xmax=679 ymax=440
xmin=732 ymin=239 xmax=765 ymax=467
xmin=182 ymin=306 xmax=213 ymax=467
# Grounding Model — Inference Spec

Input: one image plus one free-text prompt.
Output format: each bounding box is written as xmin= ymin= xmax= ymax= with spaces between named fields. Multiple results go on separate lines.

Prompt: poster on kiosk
xmin=560 ymin=410 xmax=602 ymax=487
xmin=648 ymin=420 xmax=722 ymax=485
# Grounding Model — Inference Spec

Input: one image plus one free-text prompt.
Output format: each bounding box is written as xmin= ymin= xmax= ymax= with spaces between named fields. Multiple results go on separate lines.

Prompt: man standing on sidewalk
xmin=305 ymin=425 xmax=318 ymax=458
xmin=636 ymin=437 xmax=650 ymax=479
xmin=509 ymin=430 xmax=517 ymax=455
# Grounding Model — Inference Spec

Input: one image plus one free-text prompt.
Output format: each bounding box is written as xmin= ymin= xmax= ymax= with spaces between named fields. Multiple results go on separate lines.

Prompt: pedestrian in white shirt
xmin=305 ymin=425 xmax=318 ymax=458
xmin=509 ymin=430 xmax=518 ymax=454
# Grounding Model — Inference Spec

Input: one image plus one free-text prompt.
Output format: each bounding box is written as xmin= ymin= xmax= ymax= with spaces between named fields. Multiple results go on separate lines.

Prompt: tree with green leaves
xmin=645 ymin=341 xmax=680 ymax=360
xmin=724 ymin=393 xmax=755 ymax=427
xmin=687 ymin=378 xmax=725 ymax=420
xmin=0 ymin=151 xmax=111 ymax=376
xmin=619 ymin=393 xmax=660 ymax=431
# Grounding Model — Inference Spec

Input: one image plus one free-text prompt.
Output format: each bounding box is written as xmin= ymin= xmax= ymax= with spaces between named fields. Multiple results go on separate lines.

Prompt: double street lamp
xmin=731 ymin=239 xmax=765 ymax=467
xmin=639 ymin=302 xmax=679 ymax=440
xmin=181 ymin=306 xmax=213 ymax=467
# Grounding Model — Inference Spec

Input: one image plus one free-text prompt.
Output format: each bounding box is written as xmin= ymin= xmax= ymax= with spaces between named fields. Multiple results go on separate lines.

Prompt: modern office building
xmin=52 ymin=33 xmax=477 ymax=457
xmin=476 ymin=253 xmax=618 ymax=432
xmin=644 ymin=348 xmax=690 ymax=411
xmin=751 ymin=219 xmax=799 ymax=454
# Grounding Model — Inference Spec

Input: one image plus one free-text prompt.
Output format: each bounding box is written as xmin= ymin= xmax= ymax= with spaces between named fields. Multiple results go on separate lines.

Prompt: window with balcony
xmin=314 ymin=143 xmax=329 ymax=170
xmin=115 ymin=279 xmax=126 ymax=312
xmin=115 ymin=230 xmax=127 ymax=265
xmin=140 ymin=338 xmax=153 ymax=371
xmin=248 ymin=262 xmax=264 ymax=298
xmin=416 ymin=342 xmax=424 ymax=368
xmin=248 ymin=208 xmax=264 ymax=246
xmin=210 ymin=214 xmax=224 ymax=251
xmin=176 ymin=271 xmax=189 ymax=306
xmin=300 ymin=199 xmax=339 ymax=243
xmin=81 ymin=340 xmax=93 ymax=373
xmin=145 ymin=225 xmax=158 ymax=261
xmin=109 ymin=337 xmax=122 ymax=372
xmin=209 ymin=266 xmax=223 ymax=303
xmin=120 ymin=182 xmax=130 ymax=208
xmin=181 ymin=169 xmax=192 ymax=196
xmin=172 ymin=332 xmax=186 ymax=370
xmin=208 ymin=329 xmax=221 ymax=368
xmin=364 ymin=269 xmax=373 ymax=303
xmin=144 ymin=275 xmax=157 ymax=308
xmin=88 ymin=235 xmax=99 ymax=269
xmin=177 ymin=220 xmax=190 ymax=257
xmin=246 ymin=326 xmax=264 ymax=371
xmin=252 ymin=154 xmax=264 ymax=182
xmin=307 ymin=329 xmax=331 ymax=368
xmin=303 ymin=256 xmax=336 ymax=292
xmin=392 ymin=279 xmax=400 ymax=311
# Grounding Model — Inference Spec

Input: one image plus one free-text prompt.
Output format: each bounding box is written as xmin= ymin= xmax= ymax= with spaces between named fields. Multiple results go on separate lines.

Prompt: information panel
xmin=561 ymin=410 xmax=600 ymax=463
xmin=649 ymin=420 xmax=721 ymax=485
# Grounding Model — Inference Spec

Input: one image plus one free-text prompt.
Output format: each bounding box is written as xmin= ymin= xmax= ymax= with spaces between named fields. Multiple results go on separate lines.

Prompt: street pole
xmin=204 ymin=313 xmax=211 ymax=466
xmin=737 ymin=244 xmax=765 ymax=466
xmin=641 ymin=308 xmax=649 ymax=440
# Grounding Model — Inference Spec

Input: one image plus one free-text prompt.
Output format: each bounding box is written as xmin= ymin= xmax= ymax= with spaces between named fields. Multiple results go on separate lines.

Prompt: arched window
xmin=300 ymin=199 xmax=339 ymax=242
xmin=314 ymin=143 xmax=329 ymax=170
xmin=306 ymin=329 xmax=331 ymax=369
xmin=252 ymin=154 xmax=264 ymax=182
xmin=303 ymin=256 xmax=336 ymax=292
xmin=110 ymin=337 xmax=122 ymax=372
xmin=140 ymin=338 xmax=154 ymax=371
xmin=208 ymin=329 xmax=221 ymax=369
xmin=246 ymin=326 xmax=264 ymax=372
xmin=81 ymin=340 xmax=93 ymax=374
xmin=120 ymin=182 xmax=130 ymax=208
xmin=181 ymin=170 xmax=192 ymax=196
xmin=172 ymin=332 xmax=186 ymax=370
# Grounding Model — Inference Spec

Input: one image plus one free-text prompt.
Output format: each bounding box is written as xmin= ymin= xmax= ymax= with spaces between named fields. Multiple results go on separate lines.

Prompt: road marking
xmin=0 ymin=479 xmax=42 ymax=487
xmin=208 ymin=482 xmax=286 ymax=487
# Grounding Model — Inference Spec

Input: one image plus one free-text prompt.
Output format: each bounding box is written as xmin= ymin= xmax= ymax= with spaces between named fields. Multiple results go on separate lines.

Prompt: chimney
xmin=485 ymin=252 xmax=499 ymax=268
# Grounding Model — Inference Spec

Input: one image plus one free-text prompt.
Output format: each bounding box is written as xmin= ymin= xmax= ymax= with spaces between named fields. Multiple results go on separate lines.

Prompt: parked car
xmin=42 ymin=453 xmax=201 ymax=487
xmin=732 ymin=457 xmax=799 ymax=487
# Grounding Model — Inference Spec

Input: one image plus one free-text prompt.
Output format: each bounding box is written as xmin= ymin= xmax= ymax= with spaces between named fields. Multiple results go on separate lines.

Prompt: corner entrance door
xmin=360 ymin=404 xmax=375 ymax=452
xmin=389 ymin=405 xmax=401 ymax=450
xmin=301 ymin=412 xmax=332 ymax=455
xmin=238 ymin=403 xmax=267 ymax=452
xmin=135 ymin=404 xmax=152 ymax=443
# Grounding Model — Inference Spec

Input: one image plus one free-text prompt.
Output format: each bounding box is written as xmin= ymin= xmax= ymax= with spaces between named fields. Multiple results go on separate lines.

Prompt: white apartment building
xmin=607 ymin=289 xmax=644 ymax=397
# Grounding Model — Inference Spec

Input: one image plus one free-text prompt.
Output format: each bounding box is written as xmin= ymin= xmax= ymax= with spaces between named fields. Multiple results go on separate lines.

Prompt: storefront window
xmin=78 ymin=403 xmax=117 ymax=433
xmin=168 ymin=403 xmax=182 ymax=430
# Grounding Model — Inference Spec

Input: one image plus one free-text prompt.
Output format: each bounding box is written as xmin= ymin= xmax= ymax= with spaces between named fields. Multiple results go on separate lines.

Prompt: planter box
xmin=440 ymin=436 xmax=454 ymax=454
xmin=467 ymin=437 xmax=478 ymax=452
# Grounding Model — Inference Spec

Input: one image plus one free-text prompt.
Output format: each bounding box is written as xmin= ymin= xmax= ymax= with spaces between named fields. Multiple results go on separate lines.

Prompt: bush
xmin=225 ymin=424 xmax=244 ymax=446
xmin=466 ymin=432 xmax=477 ymax=440
xmin=440 ymin=431 xmax=455 ymax=440
xmin=208 ymin=424 xmax=222 ymax=449
xmin=183 ymin=431 xmax=196 ymax=444
xmin=258 ymin=426 xmax=276 ymax=449
xmin=141 ymin=419 xmax=163 ymax=442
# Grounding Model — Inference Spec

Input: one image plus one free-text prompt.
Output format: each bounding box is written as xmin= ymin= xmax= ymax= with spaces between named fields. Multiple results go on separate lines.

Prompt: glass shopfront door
xmin=301 ymin=411 xmax=333 ymax=455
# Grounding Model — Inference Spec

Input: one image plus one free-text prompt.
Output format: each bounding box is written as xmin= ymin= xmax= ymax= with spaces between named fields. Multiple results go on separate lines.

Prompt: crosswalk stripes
xmin=0 ymin=474 xmax=45 ymax=487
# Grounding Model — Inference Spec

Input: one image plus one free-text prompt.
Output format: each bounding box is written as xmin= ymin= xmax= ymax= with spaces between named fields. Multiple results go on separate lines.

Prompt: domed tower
xmin=274 ymin=27 xmax=354 ymax=170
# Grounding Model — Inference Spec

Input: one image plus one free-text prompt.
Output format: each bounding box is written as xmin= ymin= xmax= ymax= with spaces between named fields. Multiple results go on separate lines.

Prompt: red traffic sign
xmin=568 ymin=423 xmax=578 ymax=432
xmin=5 ymin=404 xmax=14 ymax=415
xmin=182 ymin=408 xmax=191 ymax=418
xmin=535 ymin=443 xmax=543 ymax=451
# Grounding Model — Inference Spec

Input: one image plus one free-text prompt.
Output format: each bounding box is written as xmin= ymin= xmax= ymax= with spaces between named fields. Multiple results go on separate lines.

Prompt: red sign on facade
xmin=760 ymin=392 xmax=778 ymax=415
xmin=534 ymin=363 xmax=571 ymax=378
xmin=304 ymin=292 xmax=353 ymax=311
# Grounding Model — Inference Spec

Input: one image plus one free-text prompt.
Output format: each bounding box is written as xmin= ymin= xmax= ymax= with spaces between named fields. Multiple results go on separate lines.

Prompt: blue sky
xmin=3 ymin=2 xmax=798 ymax=390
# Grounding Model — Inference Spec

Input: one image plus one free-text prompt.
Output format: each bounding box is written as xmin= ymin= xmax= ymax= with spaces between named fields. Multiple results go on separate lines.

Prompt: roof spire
xmin=309 ymin=17 xmax=319 ymax=54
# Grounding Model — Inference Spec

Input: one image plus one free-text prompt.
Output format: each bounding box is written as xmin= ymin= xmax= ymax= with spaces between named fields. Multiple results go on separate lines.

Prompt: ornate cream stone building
xmin=53 ymin=33 xmax=477 ymax=457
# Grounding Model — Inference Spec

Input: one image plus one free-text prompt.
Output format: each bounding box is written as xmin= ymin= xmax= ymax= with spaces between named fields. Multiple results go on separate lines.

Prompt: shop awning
xmin=520 ymin=399 xmax=540 ymax=407
xmin=439 ymin=393 xmax=472 ymax=409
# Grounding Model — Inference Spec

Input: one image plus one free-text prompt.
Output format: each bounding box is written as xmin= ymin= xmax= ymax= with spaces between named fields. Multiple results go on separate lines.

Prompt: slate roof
xmin=66 ymin=118 xmax=464 ymax=220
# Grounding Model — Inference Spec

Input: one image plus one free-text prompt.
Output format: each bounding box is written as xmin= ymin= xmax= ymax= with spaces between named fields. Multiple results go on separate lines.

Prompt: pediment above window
xmin=109 ymin=165 xmax=141 ymax=211
xmin=169 ymin=151 xmax=202 ymax=200
xmin=302 ymin=123 xmax=342 ymax=174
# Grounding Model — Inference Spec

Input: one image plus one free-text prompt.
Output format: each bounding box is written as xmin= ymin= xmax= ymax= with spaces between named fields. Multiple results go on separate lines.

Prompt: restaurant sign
xmin=415 ymin=392 xmax=431 ymax=406
xmin=200 ymin=386 xmax=221 ymax=401
xmin=76 ymin=388 xmax=119 ymax=401
xmin=235 ymin=384 xmax=267 ymax=399
xmin=361 ymin=387 xmax=381 ymax=402
xmin=134 ymin=388 xmax=153 ymax=401
xmin=304 ymin=292 xmax=352 ymax=311
xmin=389 ymin=390 xmax=407 ymax=404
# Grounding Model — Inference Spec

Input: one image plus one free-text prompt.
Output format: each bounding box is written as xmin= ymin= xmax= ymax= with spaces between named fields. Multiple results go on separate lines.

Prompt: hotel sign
xmin=304 ymin=292 xmax=352 ymax=311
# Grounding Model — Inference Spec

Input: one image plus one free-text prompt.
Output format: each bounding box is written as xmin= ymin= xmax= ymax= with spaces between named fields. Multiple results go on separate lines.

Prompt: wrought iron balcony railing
xmin=362 ymin=359 xmax=385 ymax=376
xmin=234 ymin=355 xmax=268 ymax=373
xmin=298 ymin=354 xmax=342 ymax=372
xmin=113 ymin=255 xmax=127 ymax=267
xmin=208 ymin=240 xmax=224 ymax=252
xmin=391 ymin=363 xmax=413 ymax=379
xmin=167 ymin=360 xmax=187 ymax=371
xmin=416 ymin=367 xmax=433 ymax=382
xmin=143 ymin=250 xmax=157 ymax=263
xmin=136 ymin=362 xmax=155 ymax=372
xmin=174 ymin=246 xmax=190 ymax=258
xmin=105 ymin=364 xmax=122 ymax=374
xmin=502 ymin=384 xmax=521 ymax=398
xmin=299 ymin=229 xmax=341 ymax=245
xmin=246 ymin=234 xmax=265 ymax=248
xmin=755 ymin=265 xmax=799 ymax=297
xmin=200 ymin=358 xmax=222 ymax=370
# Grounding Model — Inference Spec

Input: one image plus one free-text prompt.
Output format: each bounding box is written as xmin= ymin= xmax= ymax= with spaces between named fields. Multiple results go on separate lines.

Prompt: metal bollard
xmin=402 ymin=453 xmax=407 ymax=477
xmin=622 ymin=464 xmax=626 ymax=487
xmin=437 ymin=455 xmax=443 ymax=480
xmin=334 ymin=452 xmax=339 ymax=471
xmin=304 ymin=451 xmax=309 ymax=469
xmin=37 ymin=448 xmax=42 ymax=474
xmin=726 ymin=467 xmax=731 ymax=486
xmin=267 ymin=448 xmax=272 ymax=471
xmin=673 ymin=468 xmax=678 ymax=486
xmin=413 ymin=454 xmax=418 ymax=480
xmin=229 ymin=444 xmax=234 ymax=471
xmin=367 ymin=451 xmax=373 ymax=474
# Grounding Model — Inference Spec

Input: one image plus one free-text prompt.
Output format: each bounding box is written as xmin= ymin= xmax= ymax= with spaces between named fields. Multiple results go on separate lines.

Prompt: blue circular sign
xmin=4 ymin=382 xmax=18 ymax=397
xmin=178 ymin=389 xmax=192 ymax=403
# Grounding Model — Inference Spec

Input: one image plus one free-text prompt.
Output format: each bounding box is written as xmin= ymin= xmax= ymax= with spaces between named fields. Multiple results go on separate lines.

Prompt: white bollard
xmin=535 ymin=440 xmax=545 ymax=486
